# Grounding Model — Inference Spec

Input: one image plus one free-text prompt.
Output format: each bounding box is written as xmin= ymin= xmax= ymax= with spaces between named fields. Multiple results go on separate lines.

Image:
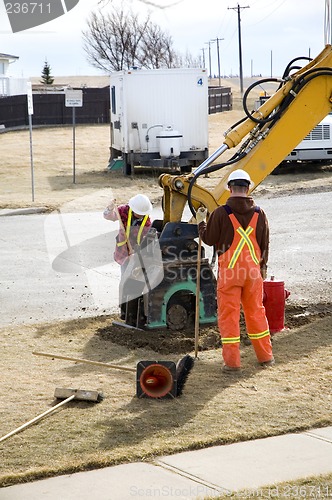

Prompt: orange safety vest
xmin=218 ymin=206 xmax=261 ymax=277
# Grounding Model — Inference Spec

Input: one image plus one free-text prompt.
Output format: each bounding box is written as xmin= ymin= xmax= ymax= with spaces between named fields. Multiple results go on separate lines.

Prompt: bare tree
xmin=82 ymin=7 xmax=179 ymax=72
xmin=139 ymin=23 xmax=177 ymax=68
xmin=181 ymin=50 xmax=202 ymax=68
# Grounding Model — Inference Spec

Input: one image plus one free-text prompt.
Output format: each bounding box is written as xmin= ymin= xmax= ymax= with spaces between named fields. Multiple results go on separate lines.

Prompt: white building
xmin=0 ymin=52 xmax=28 ymax=96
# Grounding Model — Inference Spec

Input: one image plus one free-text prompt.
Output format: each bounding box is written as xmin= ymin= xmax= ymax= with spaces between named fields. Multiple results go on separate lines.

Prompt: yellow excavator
xmin=120 ymin=45 xmax=332 ymax=331
xmin=160 ymin=44 xmax=332 ymax=222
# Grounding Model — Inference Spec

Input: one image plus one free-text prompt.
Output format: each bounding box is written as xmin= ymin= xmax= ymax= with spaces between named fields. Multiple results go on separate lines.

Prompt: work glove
xmin=196 ymin=207 xmax=207 ymax=224
xmin=103 ymin=199 xmax=117 ymax=219
xmin=106 ymin=198 xmax=116 ymax=212
xmin=261 ymin=268 xmax=267 ymax=280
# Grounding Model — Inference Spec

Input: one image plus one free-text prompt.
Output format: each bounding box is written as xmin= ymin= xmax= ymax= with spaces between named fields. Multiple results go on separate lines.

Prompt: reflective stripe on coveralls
xmin=228 ymin=226 xmax=260 ymax=268
xmin=116 ymin=209 xmax=149 ymax=248
xmin=217 ymin=207 xmax=273 ymax=368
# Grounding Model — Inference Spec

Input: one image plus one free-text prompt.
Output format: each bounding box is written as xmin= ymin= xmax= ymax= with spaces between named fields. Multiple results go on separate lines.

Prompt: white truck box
xmin=255 ymin=96 xmax=332 ymax=168
xmin=109 ymin=68 xmax=209 ymax=175
xmin=283 ymin=112 xmax=332 ymax=162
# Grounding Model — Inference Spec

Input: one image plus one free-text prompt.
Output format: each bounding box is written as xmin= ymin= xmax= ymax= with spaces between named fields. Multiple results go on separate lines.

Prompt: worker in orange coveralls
xmin=197 ymin=169 xmax=274 ymax=373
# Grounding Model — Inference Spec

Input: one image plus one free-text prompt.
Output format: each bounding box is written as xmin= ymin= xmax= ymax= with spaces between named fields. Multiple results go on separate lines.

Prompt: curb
xmin=0 ymin=207 xmax=49 ymax=217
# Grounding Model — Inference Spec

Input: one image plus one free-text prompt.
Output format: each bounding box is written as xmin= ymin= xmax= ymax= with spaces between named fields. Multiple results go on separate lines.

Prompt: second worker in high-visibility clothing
xmin=197 ymin=169 xmax=274 ymax=372
xmin=103 ymin=194 xmax=153 ymax=320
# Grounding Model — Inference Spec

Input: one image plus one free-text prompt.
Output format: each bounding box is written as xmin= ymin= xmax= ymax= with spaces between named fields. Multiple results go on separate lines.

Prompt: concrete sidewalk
xmin=1 ymin=427 xmax=332 ymax=499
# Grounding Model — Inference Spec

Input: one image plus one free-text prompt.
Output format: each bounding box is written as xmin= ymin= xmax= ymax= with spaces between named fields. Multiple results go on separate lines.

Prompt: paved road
xmin=262 ymin=190 xmax=332 ymax=303
xmin=1 ymin=210 xmax=120 ymax=326
xmin=1 ymin=191 xmax=331 ymax=327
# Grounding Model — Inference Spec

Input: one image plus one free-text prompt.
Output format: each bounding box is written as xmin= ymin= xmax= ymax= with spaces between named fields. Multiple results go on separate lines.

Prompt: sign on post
xmin=27 ymin=81 xmax=34 ymax=115
xmin=65 ymin=89 xmax=83 ymax=108
xmin=65 ymin=89 xmax=83 ymax=183
xmin=27 ymin=81 xmax=34 ymax=201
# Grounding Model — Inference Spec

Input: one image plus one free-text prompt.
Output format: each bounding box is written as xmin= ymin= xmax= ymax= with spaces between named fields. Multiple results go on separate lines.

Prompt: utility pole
xmin=205 ymin=40 xmax=214 ymax=78
xmin=324 ymin=0 xmax=331 ymax=44
xmin=228 ymin=3 xmax=249 ymax=96
xmin=201 ymin=47 xmax=207 ymax=69
xmin=211 ymin=37 xmax=224 ymax=86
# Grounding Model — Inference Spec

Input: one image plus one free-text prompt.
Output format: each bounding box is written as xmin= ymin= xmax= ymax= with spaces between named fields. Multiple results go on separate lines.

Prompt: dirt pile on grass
xmin=96 ymin=302 xmax=332 ymax=354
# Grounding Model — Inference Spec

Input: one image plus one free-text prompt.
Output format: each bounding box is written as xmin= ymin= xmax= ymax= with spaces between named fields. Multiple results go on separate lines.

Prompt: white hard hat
xmin=129 ymin=194 xmax=153 ymax=216
xmin=227 ymin=169 xmax=252 ymax=186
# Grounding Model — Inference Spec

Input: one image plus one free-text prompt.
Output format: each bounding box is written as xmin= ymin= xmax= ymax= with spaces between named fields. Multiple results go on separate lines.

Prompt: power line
xmin=245 ymin=0 xmax=287 ymax=28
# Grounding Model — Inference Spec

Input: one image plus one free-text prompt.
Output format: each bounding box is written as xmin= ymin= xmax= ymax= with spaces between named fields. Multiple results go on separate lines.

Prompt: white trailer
xmin=109 ymin=68 xmax=209 ymax=175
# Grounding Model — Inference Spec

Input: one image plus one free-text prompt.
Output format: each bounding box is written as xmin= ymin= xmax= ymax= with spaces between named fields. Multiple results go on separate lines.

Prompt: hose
xmin=282 ymin=56 xmax=312 ymax=79
xmin=241 ymin=67 xmax=332 ymax=130
xmin=145 ymin=124 xmax=163 ymax=152
xmin=242 ymin=78 xmax=285 ymax=125
xmin=187 ymin=151 xmax=247 ymax=218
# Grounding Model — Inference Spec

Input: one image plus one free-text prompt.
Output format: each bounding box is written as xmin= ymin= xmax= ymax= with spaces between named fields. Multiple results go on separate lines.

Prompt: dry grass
xmin=0 ymin=124 xmax=113 ymax=208
xmin=214 ymin=473 xmax=332 ymax=499
xmin=2 ymin=113 xmax=332 ymax=213
xmin=1 ymin=76 xmax=332 ymax=211
xmin=0 ymin=313 xmax=331 ymax=487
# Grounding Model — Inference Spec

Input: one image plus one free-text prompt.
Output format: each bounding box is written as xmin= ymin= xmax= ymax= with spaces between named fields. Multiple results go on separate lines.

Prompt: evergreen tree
xmin=40 ymin=60 xmax=54 ymax=85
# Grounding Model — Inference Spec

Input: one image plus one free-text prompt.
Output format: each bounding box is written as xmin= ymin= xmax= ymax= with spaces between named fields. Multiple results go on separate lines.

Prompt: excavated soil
xmin=96 ymin=302 xmax=332 ymax=355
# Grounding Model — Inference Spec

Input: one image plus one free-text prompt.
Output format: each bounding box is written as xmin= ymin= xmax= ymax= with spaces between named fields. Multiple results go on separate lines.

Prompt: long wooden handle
xmin=33 ymin=351 xmax=136 ymax=373
xmin=194 ymin=234 xmax=202 ymax=358
xmin=0 ymin=395 xmax=76 ymax=444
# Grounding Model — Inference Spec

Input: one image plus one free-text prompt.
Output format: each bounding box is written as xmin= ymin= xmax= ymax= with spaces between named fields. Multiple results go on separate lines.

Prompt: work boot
xmin=259 ymin=357 xmax=275 ymax=368
xmin=222 ymin=365 xmax=241 ymax=374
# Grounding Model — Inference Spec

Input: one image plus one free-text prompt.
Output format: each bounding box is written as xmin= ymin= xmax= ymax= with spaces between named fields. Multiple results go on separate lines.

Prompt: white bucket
xmin=157 ymin=126 xmax=182 ymax=157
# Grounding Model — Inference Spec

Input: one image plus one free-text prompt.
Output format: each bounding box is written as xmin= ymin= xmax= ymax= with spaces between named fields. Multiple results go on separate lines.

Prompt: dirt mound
xmin=96 ymin=302 xmax=332 ymax=355
xmin=97 ymin=322 xmax=200 ymax=354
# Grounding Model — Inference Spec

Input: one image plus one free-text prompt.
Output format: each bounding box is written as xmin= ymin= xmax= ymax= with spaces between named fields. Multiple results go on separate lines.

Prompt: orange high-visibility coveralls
xmin=217 ymin=207 xmax=273 ymax=368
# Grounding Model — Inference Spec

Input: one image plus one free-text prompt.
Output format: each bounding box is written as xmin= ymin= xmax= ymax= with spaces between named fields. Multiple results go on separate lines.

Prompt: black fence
xmin=208 ymin=86 xmax=232 ymax=114
xmin=0 ymin=85 xmax=232 ymax=129
xmin=0 ymin=87 xmax=110 ymax=128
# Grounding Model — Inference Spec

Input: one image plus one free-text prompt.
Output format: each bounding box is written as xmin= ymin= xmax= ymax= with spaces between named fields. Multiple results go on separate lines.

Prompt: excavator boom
xmin=160 ymin=44 xmax=332 ymax=222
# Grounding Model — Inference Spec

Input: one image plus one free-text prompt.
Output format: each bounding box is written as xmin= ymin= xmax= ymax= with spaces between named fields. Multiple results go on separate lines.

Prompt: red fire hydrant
xmin=263 ymin=276 xmax=290 ymax=334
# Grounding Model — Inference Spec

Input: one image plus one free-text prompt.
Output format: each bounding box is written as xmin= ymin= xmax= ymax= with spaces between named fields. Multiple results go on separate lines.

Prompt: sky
xmin=0 ymin=0 xmax=330 ymax=79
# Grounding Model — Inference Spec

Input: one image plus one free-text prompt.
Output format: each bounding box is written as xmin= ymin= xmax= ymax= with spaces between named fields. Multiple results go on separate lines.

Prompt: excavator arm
xmin=159 ymin=44 xmax=332 ymax=223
